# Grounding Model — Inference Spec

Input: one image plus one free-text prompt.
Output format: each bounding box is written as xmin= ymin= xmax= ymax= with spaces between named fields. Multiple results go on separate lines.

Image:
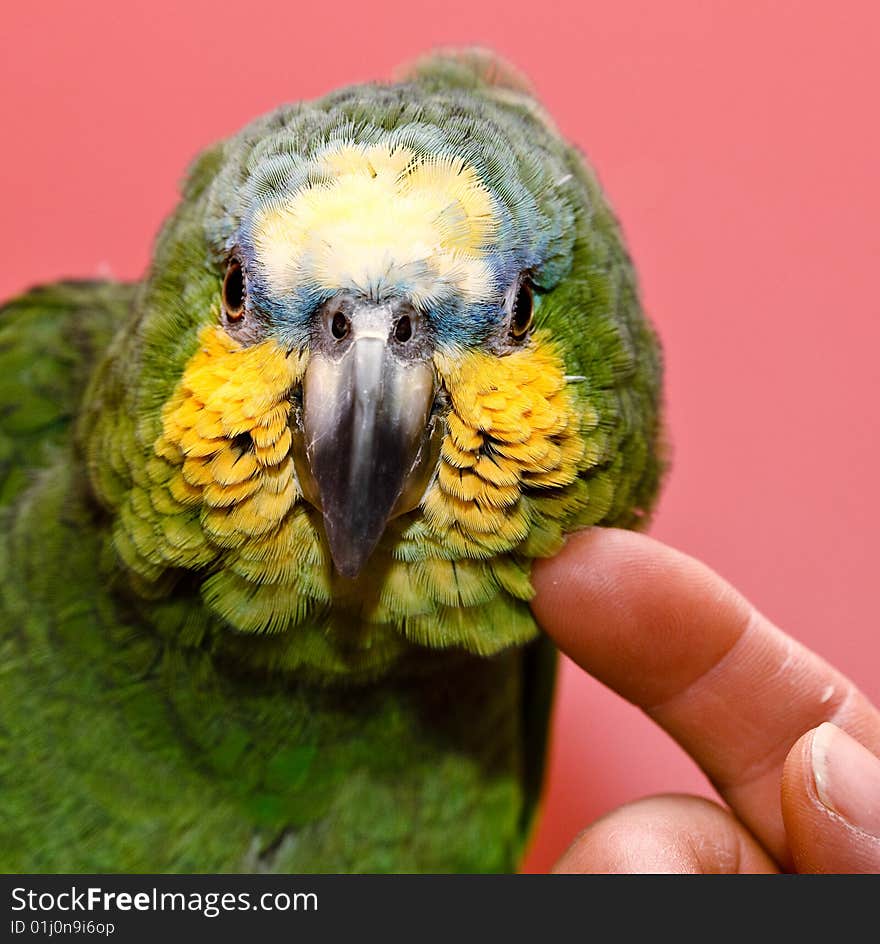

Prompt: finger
xmin=553 ymin=795 xmax=778 ymax=873
xmin=781 ymin=723 xmax=880 ymax=873
xmin=531 ymin=528 xmax=880 ymax=866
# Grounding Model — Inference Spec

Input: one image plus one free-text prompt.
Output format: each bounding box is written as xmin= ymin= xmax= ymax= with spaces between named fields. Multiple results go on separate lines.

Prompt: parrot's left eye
xmin=222 ymin=257 xmax=247 ymax=322
xmin=508 ymin=276 xmax=534 ymax=341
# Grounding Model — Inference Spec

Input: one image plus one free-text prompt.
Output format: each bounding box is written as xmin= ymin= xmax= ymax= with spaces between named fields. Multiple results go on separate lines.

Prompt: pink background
xmin=2 ymin=2 xmax=878 ymax=872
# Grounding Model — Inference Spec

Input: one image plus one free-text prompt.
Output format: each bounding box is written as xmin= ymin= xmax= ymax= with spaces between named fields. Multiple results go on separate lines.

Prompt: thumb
xmin=782 ymin=722 xmax=880 ymax=873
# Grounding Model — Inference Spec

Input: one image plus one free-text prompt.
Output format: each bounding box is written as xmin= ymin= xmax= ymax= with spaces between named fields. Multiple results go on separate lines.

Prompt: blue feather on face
xmin=203 ymin=87 xmax=577 ymax=353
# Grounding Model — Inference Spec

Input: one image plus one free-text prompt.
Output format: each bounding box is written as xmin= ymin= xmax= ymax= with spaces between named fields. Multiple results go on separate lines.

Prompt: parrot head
xmin=80 ymin=51 xmax=663 ymax=679
xmin=218 ymin=130 xmax=569 ymax=579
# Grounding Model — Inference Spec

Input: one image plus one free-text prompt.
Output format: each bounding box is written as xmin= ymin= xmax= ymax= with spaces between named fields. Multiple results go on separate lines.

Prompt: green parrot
xmin=0 ymin=49 xmax=663 ymax=872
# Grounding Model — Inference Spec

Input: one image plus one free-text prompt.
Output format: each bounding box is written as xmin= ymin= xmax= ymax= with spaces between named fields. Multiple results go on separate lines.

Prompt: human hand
xmin=531 ymin=528 xmax=880 ymax=873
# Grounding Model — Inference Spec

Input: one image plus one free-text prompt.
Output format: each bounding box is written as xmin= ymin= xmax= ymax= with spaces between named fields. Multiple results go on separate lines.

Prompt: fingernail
xmin=811 ymin=722 xmax=880 ymax=838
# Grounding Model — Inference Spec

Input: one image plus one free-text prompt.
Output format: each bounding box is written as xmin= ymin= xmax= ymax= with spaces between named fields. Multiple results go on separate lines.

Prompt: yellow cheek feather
xmin=252 ymin=143 xmax=498 ymax=305
xmin=110 ymin=325 xmax=331 ymax=630
xmin=154 ymin=327 xmax=309 ymax=568
xmin=418 ymin=332 xmax=588 ymax=558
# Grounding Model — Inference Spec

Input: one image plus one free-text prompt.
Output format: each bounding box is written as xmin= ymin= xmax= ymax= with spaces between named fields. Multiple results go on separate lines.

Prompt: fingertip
xmin=553 ymin=794 xmax=777 ymax=874
xmin=530 ymin=527 xmax=751 ymax=707
xmin=782 ymin=723 xmax=880 ymax=873
xmin=531 ymin=527 xmax=663 ymax=598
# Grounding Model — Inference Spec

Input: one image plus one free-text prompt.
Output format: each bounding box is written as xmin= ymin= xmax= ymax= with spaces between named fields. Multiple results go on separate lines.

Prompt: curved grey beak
xmin=292 ymin=299 xmax=439 ymax=578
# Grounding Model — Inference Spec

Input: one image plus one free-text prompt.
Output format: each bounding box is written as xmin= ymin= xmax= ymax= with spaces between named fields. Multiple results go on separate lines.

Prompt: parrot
xmin=0 ymin=49 xmax=663 ymax=872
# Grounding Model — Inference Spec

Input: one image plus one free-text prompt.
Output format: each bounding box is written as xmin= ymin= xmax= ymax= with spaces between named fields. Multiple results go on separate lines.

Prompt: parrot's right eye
xmin=222 ymin=258 xmax=247 ymax=321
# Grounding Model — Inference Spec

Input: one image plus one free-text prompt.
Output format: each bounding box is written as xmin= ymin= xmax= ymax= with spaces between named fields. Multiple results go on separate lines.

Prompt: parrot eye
xmin=222 ymin=258 xmax=246 ymax=321
xmin=509 ymin=277 xmax=534 ymax=341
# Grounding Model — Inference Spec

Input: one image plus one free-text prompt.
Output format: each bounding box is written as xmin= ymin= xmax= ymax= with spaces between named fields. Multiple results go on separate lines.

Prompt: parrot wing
xmin=0 ymin=280 xmax=135 ymax=505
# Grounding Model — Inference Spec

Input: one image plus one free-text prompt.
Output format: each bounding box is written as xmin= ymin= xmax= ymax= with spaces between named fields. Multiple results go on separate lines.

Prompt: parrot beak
xmin=292 ymin=298 xmax=440 ymax=578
